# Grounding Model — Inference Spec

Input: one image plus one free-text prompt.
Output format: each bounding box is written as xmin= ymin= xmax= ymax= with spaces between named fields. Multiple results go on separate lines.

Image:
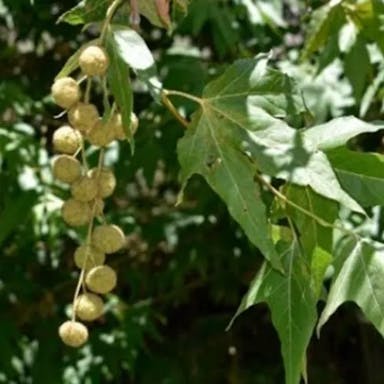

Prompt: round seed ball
xmin=62 ymin=199 xmax=91 ymax=226
xmin=68 ymin=103 xmax=99 ymax=133
xmin=58 ymin=321 xmax=88 ymax=347
xmin=79 ymin=45 xmax=109 ymax=77
xmin=74 ymin=293 xmax=104 ymax=321
xmin=111 ymin=112 xmax=139 ymax=140
xmin=53 ymin=125 xmax=81 ymax=154
xmin=52 ymin=155 xmax=81 ymax=184
xmin=89 ymin=168 xmax=116 ymax=198
xmin=91 ymin=225 xmax=125 ymax=254
xmin=51 ymin=77 xmax=81 ymax=109
xmin=86 ymin=265 xmax=117 ymax=294
xmin=71 ymin=176 xmax=98 ymax=202
xmin=87 ymin=119 xmax=115 ymax=147
xmin=74 ymin=244 xmax=105 ymax=270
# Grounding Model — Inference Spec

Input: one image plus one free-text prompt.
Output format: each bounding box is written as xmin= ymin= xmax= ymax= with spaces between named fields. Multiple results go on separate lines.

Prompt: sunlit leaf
xmin=318 ymin=237 xmax=384 ymax=338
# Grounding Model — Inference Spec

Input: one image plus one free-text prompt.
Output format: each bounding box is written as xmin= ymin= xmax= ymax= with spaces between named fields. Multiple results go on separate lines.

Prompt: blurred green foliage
xmin=1 ymin=0 xmax=384 ymax=383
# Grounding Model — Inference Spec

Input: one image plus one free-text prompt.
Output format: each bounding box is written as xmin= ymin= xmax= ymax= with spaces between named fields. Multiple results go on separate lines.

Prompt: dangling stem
xmin=100 ymin=0 xmax=123 ymax=43
xmin=163 ymin=89 xmax=202 ymax=104
xmin=71 ymin=149 xmax=105 ymax=321
xmin=254 ymin=173 xmax=359 ymax=240
xmin=161 ymin=91 xmax=189 ymax=128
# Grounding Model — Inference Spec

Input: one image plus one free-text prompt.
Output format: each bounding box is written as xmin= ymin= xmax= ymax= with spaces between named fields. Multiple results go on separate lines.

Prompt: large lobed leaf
xmin=176 ymin=55 xmax=384 ymax=383
xmin=178 ymin=56 xmax=380 ymax=268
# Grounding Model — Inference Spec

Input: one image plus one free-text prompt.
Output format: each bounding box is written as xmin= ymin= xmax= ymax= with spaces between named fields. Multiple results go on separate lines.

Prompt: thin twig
xmin=161 ymin=91 xmax=189 ymax=128
xmin=254 ymin=173 xmax=359 ymax=240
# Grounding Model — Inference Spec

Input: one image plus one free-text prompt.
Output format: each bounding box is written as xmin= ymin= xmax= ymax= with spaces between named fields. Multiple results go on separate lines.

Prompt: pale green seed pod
xmin=68 ymin=103 xmax=99 ymax=133
xmin=53 ymin=125 xmax=82 ymax=154
xmin=71 ymin=176 xmax=98 ymax=202
xmin=79 ymin=46 xmax=109 ymax=77
xmin=58 ymin=320 xmax=88 ymax=347
xmin=89 ymin=167 xmax=116 ymax=198
xmin=51 ymin=77 xmax=81 ymax=109
xmin=74 ymin=293 xmax=104 ymax=321
xmin=85 ymin=265 xmax=117 ymax=294
xmin=91 ymin=224 xmax=125 ymax=254
xmin=61 ymin=199 xmax=91 ymax=226
xmin=74 ymin=244 xmax=105 ymax=270
xmin=52 ymin=155 xmax=81 ymax=184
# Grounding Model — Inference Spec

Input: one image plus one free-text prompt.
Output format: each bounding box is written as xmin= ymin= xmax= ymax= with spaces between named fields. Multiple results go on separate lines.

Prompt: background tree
xmin=1 ymin=0 xmax=384 ymax=383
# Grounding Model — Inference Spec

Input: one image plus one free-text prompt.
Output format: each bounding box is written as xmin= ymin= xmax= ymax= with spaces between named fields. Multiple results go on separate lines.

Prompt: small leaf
xmin=57 ymin=0 xmax=109 ymax=25
xmin=327 ymin=147 xmax=384 ymax=207
xmin=303 ymin=116 xmax=384 ymax=151
xmin=318 ymin=237 xmax=384 ymax=338
xmin=137 ymin=0 xmax=166 ymax=28
xmin=105 ymin=29 xmax=133 ymax=145
xmin=302 ymin=0 xmax=345 ymax=59
xmin=344 ymin=35 xmax=371 ymax=102
xmin=109 ymin=25 xmax=162 ymax=100
xmin=229 ymin=240 xmax=318 ymax=384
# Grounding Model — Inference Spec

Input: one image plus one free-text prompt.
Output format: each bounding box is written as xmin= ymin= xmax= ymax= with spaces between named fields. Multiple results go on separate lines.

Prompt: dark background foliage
xmin=1 ymin=0 xmax=384 ymax=382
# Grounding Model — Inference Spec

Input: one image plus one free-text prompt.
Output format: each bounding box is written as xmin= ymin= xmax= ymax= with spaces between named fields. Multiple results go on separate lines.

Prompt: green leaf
xmin=344 ymin=35 xmax=371 ymax=102
xmin=327 ymin=147 xmax=384 ymax=207
xmin=286 ymin=185 xmax=338 ymax=295
xmin=318 ymin=237 xmax=384 ymax=338
xmin=57 ymin=0 xmax=109 ymax=25
xmin=303 ymin=116 xmax=384 ymax=151
xmin=109 ymin=25 xmax=162 ymax=100
xmin=302 ymin=0 xmax=345 ymax=59
xmin=360 ymin=66 xmax=384 ymax=117
xmin=105 ymin=29 xmax=133 ymax=145
xmin=137 ymin=0 xmax=166 ymax=29
xmin=229 ymin=241 xmax=318 ymax=384
xmin=248 ymin=124 xmax=364 ymax=213
xmin=178 ymin=55 xmax=309 ymax=269
xmin=178 ymin=55 xmax=366 ymax=269
xmin=54 ymin=39 xmax=99 ymax=80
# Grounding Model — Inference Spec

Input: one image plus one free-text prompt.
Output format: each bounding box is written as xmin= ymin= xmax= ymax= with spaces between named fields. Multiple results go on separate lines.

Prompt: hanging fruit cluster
xmin=51 ymin=45 xmax=138 ymax=348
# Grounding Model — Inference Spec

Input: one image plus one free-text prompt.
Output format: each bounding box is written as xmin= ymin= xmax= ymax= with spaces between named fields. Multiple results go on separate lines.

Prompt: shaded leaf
xmin=327 ymin=147 xmax=384 ymax=207
xmin=57 ymin=0 xmax=109 ymax=25
xmin=229 ymin=241 xmax=318 ymax=384
xmin=286 ymin=185 xmax=338 ymax=295
xmin=318 ymin=237 xmax=384 ymax=338
xmin=344 ymin=35 xmax=371 ymax=102
xmin=105 ymin=29 xmax=133 ymax=144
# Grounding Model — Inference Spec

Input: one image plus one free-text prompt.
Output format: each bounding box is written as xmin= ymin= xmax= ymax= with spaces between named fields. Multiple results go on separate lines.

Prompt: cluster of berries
xmin=51 ymin=45 xmax=137 ymax=347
